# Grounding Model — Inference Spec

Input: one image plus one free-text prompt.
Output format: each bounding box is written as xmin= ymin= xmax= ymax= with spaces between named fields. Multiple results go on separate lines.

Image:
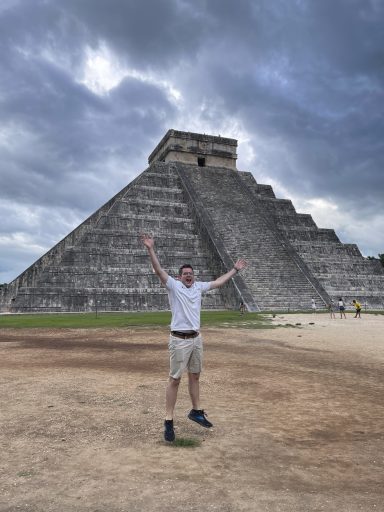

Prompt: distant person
xmin=327 ymin=300 xmax=336 ymax=319
xmin=239 ymin=301 xmax=246 ymax=315
xmin=352 ymin=299 xmax=362 ymax=318
xmin=311 ymin=298 xmax=316 ymax=313
xmin=338 ymin=297 xmax=346 ymax=319
xmin=141 ymin=233 xmax=247 ymax=442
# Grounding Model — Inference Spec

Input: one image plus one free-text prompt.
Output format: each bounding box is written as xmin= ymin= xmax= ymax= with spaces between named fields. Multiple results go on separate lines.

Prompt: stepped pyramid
xmin=1 ymin=129 xmax=383 ymax=313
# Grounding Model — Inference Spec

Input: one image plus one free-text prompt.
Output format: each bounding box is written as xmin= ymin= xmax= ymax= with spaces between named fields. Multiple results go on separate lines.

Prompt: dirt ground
xmin=0 ymin=313 xmax=383 ymax=512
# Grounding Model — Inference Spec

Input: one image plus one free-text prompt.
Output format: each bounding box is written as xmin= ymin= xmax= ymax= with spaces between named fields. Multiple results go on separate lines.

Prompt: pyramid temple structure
xmin=1 ymin=129 xmax=383 ymax=313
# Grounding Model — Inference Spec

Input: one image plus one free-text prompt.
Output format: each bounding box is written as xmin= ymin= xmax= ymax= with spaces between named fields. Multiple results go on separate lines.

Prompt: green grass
xmin=1 ymin=309 xmax=380 ymax=329
xmin=17 ymin=470 xmax=35 ymax=478
xmin=0 ymin=311 xmax=171 ymax=329
xmin=0 ymin=310 xmax=273 ymax=329
xmin=170 ymin=437 xmax=201 ymax=448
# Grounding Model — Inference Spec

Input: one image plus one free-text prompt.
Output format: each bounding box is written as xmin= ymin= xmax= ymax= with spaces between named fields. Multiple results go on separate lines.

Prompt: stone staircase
xmin=5 ymin=163 xmax=229 ymax=312
xmin=175 ymin=164 xmax=329 ymax=310
xmin=239 ymin=171 xmax=384 ymax=308
xmin=2 ymin=159 xmax=383 ymax=313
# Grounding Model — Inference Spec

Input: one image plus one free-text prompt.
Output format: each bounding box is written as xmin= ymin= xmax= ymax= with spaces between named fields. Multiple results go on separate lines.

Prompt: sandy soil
xmin=0 ymin=313 xmax=383 ymax=512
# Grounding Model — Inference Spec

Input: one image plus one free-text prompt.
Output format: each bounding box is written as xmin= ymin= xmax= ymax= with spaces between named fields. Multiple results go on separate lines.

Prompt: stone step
xmin=17 ymin=285 xmax=223 ymax=294
xmin=278 ymin=227 xmax=340 ymax=243
xmin=111 ymin=200 xmax=191 ymax=217
xmin=136 ymin=172 xmax=181 ymax=188
xmin=60 ymin=247 xmax=210 ymax=256
xmin=276 ymin=214 xmax=317 ymax=228
xmin=132 ymin=185 xmax=184 ymax=201
xmin=36 ymin=273 xmax=221 ymax=288
xmin=36 ymin=266 xmax=217 ymax=276
xmin=308 ymin=263 xmax=384 ymax=275
xmin=11 ymin=287 xmax=226 ymax=312
xmin=178 ymin=164 xmax=324 ymax=308
xmin=60 ymin=251 xmax=214 ymax=267
xmin=80 ymin=235 xmax=203 ymax=250
xmin=97 ymin=215 xmax=197 ymax=233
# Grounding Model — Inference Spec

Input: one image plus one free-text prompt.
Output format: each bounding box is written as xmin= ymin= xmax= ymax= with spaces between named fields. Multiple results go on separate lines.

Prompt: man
xmin=141 ymin=233 xmax=247 ymax=442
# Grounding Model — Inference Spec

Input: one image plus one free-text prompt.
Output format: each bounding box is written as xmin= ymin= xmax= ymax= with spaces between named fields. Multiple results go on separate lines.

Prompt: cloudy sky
xmin=1 ymin=0 xmax=383 ymax=283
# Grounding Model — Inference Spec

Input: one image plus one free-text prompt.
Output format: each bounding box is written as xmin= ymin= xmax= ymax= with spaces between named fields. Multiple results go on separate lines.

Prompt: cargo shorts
xmin=168 ymin=334 xmax=203 ymax=379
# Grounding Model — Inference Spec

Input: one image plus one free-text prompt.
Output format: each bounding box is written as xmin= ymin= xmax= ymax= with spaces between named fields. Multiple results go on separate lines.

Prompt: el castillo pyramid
xmin=1 ymin=129 xmax=383 ymax=313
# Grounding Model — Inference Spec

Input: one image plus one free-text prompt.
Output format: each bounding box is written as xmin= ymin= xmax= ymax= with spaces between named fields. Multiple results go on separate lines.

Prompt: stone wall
xmin=2 ymin=158 xmax=383 ymax=313
xmin=3 ymin=163 xmax=231 ymax=312
xmin=239 ymin=171 xmax=384 ymax=308
xmin=175 ymin=164 xmax=329 ymax=310
xmin=148 ymin=129 xmax=237 ymax=169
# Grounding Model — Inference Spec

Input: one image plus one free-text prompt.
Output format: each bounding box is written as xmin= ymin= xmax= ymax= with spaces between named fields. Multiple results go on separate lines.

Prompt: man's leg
xmin=165 ymin=376 xmax=181 ymax=420
xmin=187 ymin=371 xmax=213 ymax=428
xmin=188 ymin=372 xmax=200 ymax=410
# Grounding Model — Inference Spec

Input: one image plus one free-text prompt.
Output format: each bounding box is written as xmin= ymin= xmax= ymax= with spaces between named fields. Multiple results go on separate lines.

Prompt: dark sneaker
xmin=188 ymin=409 xmax=213 ymax=428
xmin=164 ymin=419 xmax=175 ymax=442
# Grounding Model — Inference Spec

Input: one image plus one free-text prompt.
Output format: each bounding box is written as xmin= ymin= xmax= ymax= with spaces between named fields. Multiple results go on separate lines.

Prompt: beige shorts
xmin=168 ymin=334 xmax=203 ymax=379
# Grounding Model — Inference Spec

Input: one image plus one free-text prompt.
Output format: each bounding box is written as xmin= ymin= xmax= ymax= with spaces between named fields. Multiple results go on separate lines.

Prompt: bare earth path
xmin=0 ymin=314 xmax=383 ymax=511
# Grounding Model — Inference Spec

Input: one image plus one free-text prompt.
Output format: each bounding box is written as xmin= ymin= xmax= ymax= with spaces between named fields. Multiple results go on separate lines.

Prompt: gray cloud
xmin=1 ymin=46 xmax=175 ymax=211
xmin=180 ymin=1 xmax=384 ymax=209
xmin=0 ymin=0 xmax=383 ymax=282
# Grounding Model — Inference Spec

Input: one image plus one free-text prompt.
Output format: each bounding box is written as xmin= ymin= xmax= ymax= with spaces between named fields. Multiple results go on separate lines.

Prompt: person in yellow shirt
xmin=352 ymin=299 xmax=362 ymax=318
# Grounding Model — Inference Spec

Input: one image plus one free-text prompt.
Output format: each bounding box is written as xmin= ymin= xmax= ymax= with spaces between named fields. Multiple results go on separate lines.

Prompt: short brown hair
xmin=178 ymin=264 xmax=194 ymax=276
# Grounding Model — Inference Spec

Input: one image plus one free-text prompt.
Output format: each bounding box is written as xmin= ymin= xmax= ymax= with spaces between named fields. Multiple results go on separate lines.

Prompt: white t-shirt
xmin=166 ymin=276 xmax=212 ymax=331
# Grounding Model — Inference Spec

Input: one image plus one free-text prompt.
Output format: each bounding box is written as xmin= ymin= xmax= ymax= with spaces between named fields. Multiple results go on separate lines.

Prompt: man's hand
xmin=210 ymin=258 xmax=248 ymax=289
xmin=140 ymin=233 xmax=154 ymax=250
xmin=140 ymin=233 xmax=168 ymax=285
xmin=234 ymin=259 xmax=247 ymax=272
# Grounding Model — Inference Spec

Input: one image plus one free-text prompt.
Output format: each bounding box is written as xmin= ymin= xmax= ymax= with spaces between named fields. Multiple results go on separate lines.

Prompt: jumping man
xmin=140 ymin=233 xmax=247 ymax=442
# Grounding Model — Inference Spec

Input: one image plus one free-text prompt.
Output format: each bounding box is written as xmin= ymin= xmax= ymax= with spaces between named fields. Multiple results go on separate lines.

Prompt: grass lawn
xmin=1 ymin=310 xmax=381 ymax=329
xmin=0 ymin=310 xmax=274 ymax=329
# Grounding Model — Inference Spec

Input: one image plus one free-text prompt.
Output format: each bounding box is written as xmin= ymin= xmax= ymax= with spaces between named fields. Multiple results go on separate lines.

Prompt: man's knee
xmin=169 ymin=376 xmax=181 ymax=386
xmin=188 ymin=372 xmax=200 ymax=381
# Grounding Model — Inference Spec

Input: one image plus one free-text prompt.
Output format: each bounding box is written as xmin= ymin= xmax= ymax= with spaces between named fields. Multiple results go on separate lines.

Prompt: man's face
xmin=180 ymin=267 xmax=195 ymax=288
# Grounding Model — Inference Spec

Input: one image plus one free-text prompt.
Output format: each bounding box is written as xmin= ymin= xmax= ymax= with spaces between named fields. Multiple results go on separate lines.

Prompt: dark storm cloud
xmin=0 ymin=1 xmax=180 ymax=282
xmin=0 ymin=39 xmax=175 ymax=211
xmin=0 ymin=0 xmax=383 ymax=282
xmin=182 ymin=0 xmax=384 ymax=214
xmin=62 ymin=0 xmax=206 ymax=70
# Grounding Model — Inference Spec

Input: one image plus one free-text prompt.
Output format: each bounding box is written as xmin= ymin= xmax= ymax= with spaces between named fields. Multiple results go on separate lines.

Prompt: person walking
xmin=327 ymin=300 xmax=336 ymax=319
xmin=141 ymin=233 xmax=247 ymax=442
xmin=338 ymin=297 xmax=346 ymax=319
xmin=352 ymin=299 xmax=362 ymax=318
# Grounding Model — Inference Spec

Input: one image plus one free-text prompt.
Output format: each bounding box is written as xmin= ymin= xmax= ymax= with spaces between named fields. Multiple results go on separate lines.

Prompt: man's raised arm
xmin=140 ymin=234 xmax=169 ymax=286
xmin=210 ymin=258 xmax=247 ymax=289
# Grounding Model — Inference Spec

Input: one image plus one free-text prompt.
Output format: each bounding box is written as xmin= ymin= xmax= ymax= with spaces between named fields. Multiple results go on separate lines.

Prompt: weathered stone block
xmin=1 ymin=130 xmax=383 ymax=313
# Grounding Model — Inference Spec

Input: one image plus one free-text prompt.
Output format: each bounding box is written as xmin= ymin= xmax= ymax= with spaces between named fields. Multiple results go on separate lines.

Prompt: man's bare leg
xmin=188 ymin=372 xmax=200 ymax=410
xmin=165 ymin=377 xmax=180 ymax=420
xmin=187 ymin=372 xmax=213 ymax=428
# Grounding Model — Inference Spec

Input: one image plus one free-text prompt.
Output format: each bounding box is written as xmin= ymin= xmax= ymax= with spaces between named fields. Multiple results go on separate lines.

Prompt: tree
xmin=367 ymin=254 xmax=384 ymax=267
